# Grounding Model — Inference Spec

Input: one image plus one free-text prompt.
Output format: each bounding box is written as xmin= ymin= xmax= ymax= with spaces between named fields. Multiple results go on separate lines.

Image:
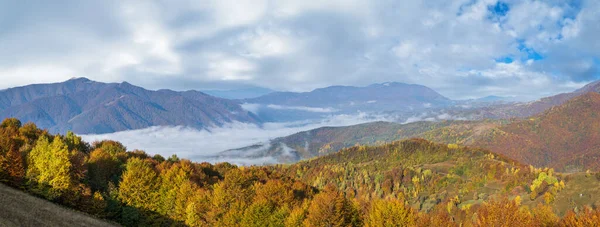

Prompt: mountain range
xmin=0 ymin=78 xmax=260 ymax=134
xmin=0 ymin=79 xmax=472 ymax=134
xmin=226 ymin=81 xmax=600 ymax=172
xmin=241 ymin=82 xmax=454 ymax=122
xmin=2 ymin=77 xmax=599 ymax=138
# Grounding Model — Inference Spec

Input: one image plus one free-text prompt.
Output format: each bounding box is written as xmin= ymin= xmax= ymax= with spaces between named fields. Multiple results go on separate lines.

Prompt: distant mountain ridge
xmin=0 ymin=78 xmax=260 ymax=134
xmin=227 ymin=91 xmax=600 ymax=171
xmin=472 ymin=80 xmax=600 ymax=119
xmin=246 ymin=82 xmax=450 ymax=108
xmin=243 ymin=82 xmax=453 ymax=122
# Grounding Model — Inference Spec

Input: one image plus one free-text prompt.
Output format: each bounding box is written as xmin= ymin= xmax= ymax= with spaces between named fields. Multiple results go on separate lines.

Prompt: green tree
xmin=64 ymin=131 xmax=90 ymax=154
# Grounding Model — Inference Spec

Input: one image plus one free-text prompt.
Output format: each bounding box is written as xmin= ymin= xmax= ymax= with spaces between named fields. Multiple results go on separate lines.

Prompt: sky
xmin=1 ymin=0 xmax=599 ymax=100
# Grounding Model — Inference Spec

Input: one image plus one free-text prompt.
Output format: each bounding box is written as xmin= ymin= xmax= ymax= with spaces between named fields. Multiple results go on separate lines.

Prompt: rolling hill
xmin=278 ymin=138 xmax=600 ymax=218
xmin=470 ymin=80 xmax=600 ymax=119
xmin=474 ymin=92 xmax=600 ymax=172
xmin=227 ymin=91 xmax=600 ymax=172
xmin=0 ymin=78 xmax=260 ymax=134
xmin=220 ymin=120 xmax=504 ymax=163
xmin=0 ymin=183 xmax=115 ymax=227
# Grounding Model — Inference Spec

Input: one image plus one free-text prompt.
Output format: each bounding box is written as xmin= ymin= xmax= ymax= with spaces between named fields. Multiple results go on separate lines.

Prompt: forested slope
xmin=1 ymin=118 xmax=600 ymax=226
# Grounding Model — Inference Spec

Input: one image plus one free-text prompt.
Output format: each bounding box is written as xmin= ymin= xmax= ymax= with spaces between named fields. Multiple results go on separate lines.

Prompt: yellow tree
xmin=365 ymin=199 xmax=418 ymax=227
xmin=118 ymin=157 xmax=159 ymax=211
xmin=304 ymin=186 xmax=361 ymax=227
xmin=27 ymin=135 xmax=73 ymax=198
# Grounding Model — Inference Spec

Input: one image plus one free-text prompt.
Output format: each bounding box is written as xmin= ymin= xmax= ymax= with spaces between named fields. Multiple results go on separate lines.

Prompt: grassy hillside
xmin=0 ymin=183 xmax=116 ymax=227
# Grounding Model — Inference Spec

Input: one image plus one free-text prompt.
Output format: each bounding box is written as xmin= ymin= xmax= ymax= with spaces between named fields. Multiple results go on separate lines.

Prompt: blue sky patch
xmin=518 ymin=41 xmax=544 ymax=61
xmin=495 ymin=56 xmax=514 ymax=63
xmin=489 ymin=1 xmax=510 ymax=17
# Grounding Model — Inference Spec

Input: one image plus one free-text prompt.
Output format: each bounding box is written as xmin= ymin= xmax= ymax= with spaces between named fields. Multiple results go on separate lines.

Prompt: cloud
xmin=80 ymin=113 xmax=394 ymax=165
xmin=402 ymin=111 xmax=467 ymax=124
xmin=265 ymin=104 xmax=338 ymax=113
xmin=1 ymin=0 xmax=599 ymax=100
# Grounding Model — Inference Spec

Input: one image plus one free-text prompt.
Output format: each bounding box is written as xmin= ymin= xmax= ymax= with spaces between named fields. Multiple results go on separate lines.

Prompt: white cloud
xmin=0 ymin=0 xmax=598 ymax=100
xmin=265 ymin=104 xmax=338 ymax=113
xmin=80 ymin=113 xmax=394 ymax=165
xmin=202 ymin=53 xmax=257 ymax=81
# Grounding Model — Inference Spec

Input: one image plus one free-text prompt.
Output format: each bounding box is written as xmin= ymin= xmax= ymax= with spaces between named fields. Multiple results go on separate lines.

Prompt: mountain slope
xmin=0 ymin=183 xmax=116 ymax=227
xmin=221 ymin=120 xmax=504 ymax=163
xmin=243 ymin=82 xmax=452 ymax=121
xmin=475 ymin=80 xmax=600 ymax=119
xmin=474 ymin=92 xmax=600 ymax=171
xmin=0 ymin=78 xmax=260 ymax=134
xmin=232 ymin=92 xmax=600 ymax=171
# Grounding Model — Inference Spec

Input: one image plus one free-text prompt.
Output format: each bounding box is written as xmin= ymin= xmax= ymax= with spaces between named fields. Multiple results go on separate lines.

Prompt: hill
xmin=228 ymin=91 xmax=600 ymax=172
xmin=473 ymin=80 xmax=600 ymax=119
xmin=221 ymin=120 xmax=503 ymax=163
xmin=474 ymin=92 xmax=600 ymax=172
xmin=0 ymin=78 xmax=260 ymax=134
xmin=0 ymin=183 xmax=116 ymax=227
xmin=279 ymin=138 xmax=600 ymax=218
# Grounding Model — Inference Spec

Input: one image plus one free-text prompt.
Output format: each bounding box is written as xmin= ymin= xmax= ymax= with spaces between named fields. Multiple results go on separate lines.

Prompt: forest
xmin=1 ymin=118 xmax=600 ymax=226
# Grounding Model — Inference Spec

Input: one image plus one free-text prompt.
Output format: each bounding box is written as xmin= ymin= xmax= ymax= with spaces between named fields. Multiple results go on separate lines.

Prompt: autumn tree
xmin=64 ymin=131 xmax=90 ymax=154
xmin=559 ymin=207 xmax=600 ymax=227
xmin=87 ymin=148 xmax=123 ymax=192
xmin=365 ymin=199 xmax=418 ymax=227
xmin=0 ymin=126 xmax=25 ymax=185
xmin=474 ymin=198 xmax=533 ymax=226
xmin=304 ymin=185 xmax=362 ymax=227
xmin=118 ymin=157 xmax=160 ymax=211
xmin=27 ymin=135 xmax=74 ymax=198
xmin=1 ymin=118 xmax=22 ymax=128
xmin=157 ymin=160 xmax=201 ymax=220
xmin=93 ymin=140 xmax=127 ymax=156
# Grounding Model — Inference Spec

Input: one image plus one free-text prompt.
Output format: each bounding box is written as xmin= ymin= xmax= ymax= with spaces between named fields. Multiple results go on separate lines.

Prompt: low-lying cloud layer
xmin=80 ymin=113 xmax=393 ymax=165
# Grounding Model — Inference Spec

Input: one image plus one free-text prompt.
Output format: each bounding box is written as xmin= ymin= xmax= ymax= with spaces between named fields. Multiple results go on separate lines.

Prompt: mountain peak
xmin=66 ymin=77 xmax=92 ymax=82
